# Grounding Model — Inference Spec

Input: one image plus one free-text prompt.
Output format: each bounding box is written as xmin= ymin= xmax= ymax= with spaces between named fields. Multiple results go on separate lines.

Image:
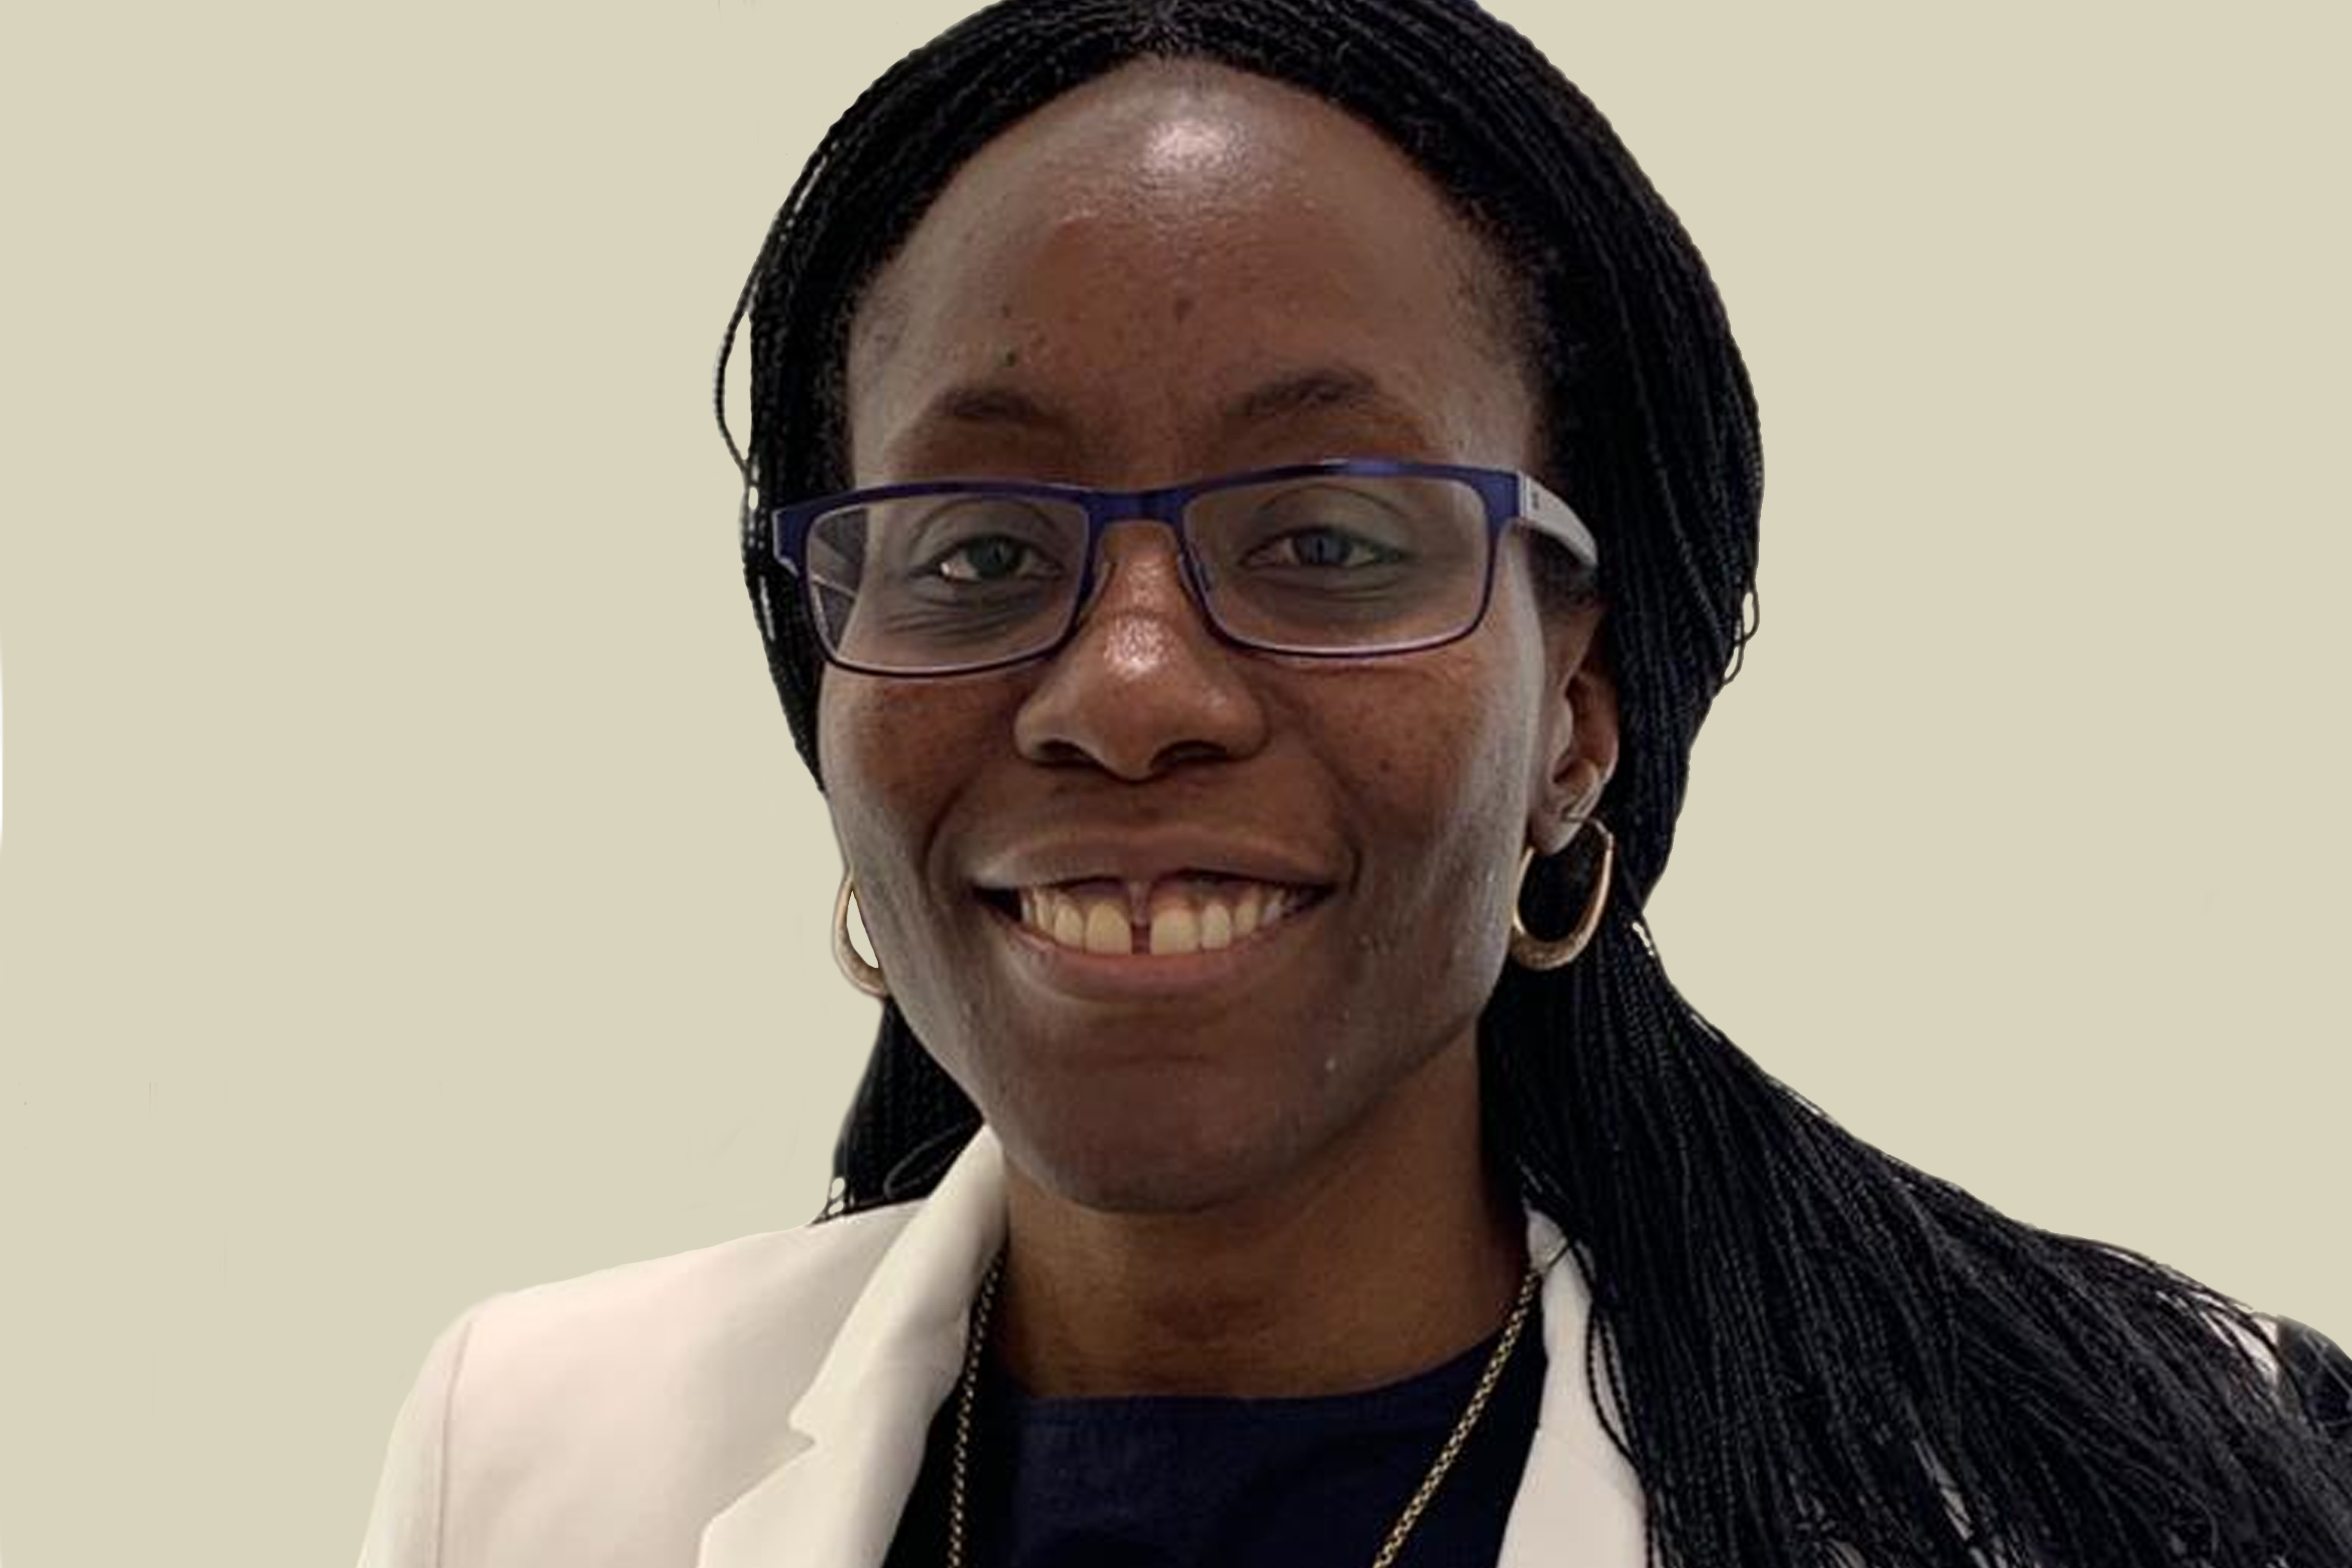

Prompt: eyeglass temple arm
xmin=1517 ymin=475 xmax=1600 ymax=571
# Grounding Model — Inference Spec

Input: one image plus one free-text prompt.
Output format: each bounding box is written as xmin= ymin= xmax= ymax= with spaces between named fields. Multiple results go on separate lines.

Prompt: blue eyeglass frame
xmin=761 ymin=458 xmax=1600 ymax=679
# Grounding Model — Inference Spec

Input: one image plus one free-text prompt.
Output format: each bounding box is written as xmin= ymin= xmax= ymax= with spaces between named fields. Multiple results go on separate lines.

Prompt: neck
xmin=990 ymin=1036 xmax=1528 ymax=1398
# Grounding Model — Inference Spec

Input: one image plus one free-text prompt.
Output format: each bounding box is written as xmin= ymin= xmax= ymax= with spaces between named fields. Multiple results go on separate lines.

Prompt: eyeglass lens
xmin=804 ymin=473 xmax=1493 ymax=673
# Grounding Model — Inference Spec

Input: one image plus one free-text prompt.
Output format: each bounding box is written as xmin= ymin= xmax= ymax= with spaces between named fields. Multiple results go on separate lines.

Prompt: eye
xmin=898 ymin=495 xmax=1076 ymax=587
xmin=927 ymin=535 xmax=1061 ymax=584
xmin=1240 ymin=526 xmax=1408 ymax=571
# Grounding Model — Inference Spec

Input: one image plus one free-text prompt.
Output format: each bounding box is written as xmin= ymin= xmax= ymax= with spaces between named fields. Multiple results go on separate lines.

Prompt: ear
xmin=1527 ymin=613 xmax=1619 ymax=858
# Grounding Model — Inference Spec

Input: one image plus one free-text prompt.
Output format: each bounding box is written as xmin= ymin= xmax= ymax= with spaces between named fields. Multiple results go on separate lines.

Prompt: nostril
xmin=1027 ymin=737 xmax=1098 ymax=770
xmin=1152 ymin=740 xmax=1233 ymax=772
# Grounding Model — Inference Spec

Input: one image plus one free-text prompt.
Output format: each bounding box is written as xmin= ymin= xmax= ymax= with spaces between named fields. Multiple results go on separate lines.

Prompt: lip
xmin=981 ymin=886 xmax=1330 ymax=1002
xmin=968 ymin=829 xmax=1341 ymax=901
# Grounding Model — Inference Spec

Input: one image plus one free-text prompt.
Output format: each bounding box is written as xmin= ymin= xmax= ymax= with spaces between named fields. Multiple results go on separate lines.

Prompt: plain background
xmin=2 ymin=3 xmax=2346 ymax=1564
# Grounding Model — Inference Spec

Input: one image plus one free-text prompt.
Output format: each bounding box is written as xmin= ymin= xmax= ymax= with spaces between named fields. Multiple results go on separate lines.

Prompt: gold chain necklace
xmin=945 ymin=1251 xmax=1545 ymax=1568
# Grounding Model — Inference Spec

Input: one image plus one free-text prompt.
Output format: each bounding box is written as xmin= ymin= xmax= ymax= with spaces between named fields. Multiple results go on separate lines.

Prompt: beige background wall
xmin=2 ymin=3 xmax=2345 ymax=1564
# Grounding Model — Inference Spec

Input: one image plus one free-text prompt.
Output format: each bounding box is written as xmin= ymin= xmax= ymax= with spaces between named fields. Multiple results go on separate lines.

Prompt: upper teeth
xmin=1017 ymin=880 xmax=1302 ymax=957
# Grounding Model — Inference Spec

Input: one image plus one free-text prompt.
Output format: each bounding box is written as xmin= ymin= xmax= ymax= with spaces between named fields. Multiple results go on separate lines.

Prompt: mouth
xmin=978 ymin=872 xmax=1333 ymax=959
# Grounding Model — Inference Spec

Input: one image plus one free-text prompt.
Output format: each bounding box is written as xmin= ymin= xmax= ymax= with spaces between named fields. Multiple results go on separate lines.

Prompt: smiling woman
xmin=812 ymin=63 xmax=1605 ymax=1282
xmin=353 ymin=3 xmax=2350 ymax=1566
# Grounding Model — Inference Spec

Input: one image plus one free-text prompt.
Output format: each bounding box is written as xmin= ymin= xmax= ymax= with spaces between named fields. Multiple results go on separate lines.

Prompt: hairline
xmin=837 ymin=55 xmax=1555 ymax=478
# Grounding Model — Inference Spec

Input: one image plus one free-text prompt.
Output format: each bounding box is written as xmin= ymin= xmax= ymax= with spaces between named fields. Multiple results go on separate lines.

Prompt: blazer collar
xmin=1498 ymin=1210 xmax=1651 ymax=1565
xmin=698 ymin=1127 xmax=1648 ymax=1568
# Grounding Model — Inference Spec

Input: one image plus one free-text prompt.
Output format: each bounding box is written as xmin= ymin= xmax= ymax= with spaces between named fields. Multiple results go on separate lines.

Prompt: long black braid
xmin=714 ymin=2 xmax=2352 ymax=1561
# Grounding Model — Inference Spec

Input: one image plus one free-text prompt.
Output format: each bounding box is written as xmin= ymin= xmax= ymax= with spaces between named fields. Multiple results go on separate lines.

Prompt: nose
xmin=1012 ymin=522 xmax=1270 ymax=780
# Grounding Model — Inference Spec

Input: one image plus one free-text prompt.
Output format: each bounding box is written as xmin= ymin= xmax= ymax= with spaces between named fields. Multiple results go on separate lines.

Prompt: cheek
xmin=816 ymin=680 xmax=1003 ymax=955
xmin=1305 ymin=647 xmax=1540 ymax=850
xmin=1288 ymin=653 xmax=1544 ymax=966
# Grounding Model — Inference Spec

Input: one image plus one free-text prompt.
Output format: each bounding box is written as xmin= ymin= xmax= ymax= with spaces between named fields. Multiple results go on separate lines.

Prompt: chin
xmin=993 ymin=1071 xmax=1327 ymax=1216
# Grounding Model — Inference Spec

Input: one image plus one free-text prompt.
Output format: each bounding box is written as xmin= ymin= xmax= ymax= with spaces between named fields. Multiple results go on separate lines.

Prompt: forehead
xmin=846 ymin=60 xmax=1534 ymax=485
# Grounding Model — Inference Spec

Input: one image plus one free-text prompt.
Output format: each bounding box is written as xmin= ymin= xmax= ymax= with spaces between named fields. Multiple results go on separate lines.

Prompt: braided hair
xmin=714 ymin=2 xmax=2352 ymax=1561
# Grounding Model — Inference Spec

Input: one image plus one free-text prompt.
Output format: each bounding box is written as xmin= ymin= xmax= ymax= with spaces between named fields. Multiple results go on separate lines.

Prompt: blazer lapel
xmin=698 ymin=1131 xmax=1008 ymax=1568
xmin=1497 ymin=1214 xmax=1649 ymax=1566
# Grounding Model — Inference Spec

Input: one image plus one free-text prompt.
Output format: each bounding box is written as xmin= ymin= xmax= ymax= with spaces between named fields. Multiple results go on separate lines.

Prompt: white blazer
xmin=354 ymin=1125 xmax=1653 ymax=1567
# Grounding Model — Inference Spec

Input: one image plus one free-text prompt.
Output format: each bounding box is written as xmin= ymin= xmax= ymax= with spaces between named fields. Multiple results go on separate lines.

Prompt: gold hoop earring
xmin=833 ymin=872 xmax=889 ymax=999
xmin=1509 ymin=817 xmax=1616 ymax=971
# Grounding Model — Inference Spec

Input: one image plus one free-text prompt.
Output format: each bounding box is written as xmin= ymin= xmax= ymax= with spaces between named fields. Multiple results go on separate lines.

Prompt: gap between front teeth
xmin=1018 ymin=884 xmax=1296 ymax=956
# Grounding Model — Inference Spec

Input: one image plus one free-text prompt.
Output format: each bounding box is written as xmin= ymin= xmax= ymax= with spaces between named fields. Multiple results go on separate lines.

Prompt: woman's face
xmin=820 ymin=61 xmax=1617 ymax=1215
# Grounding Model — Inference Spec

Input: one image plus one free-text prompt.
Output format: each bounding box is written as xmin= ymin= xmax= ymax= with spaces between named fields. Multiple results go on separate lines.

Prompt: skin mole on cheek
xmin=1172 ymin=293 xmax=1197 ymax=323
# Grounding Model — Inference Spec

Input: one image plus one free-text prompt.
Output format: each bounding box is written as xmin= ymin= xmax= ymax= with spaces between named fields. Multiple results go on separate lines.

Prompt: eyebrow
xmin=916 ymin=364 xmax=1427 ymax=443
xmin=932 ymin=383 xmax=1069 ymax=433
xmin=1221 ymin=366 xmax=1415 ymax=430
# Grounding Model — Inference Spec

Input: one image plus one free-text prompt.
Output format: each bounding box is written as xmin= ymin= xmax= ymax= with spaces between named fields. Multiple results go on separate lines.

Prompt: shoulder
xmin=357 ymin=1202 xmax=922 ymax=1568
xmin=462 ymin=1200 xmax=918 ymax=1428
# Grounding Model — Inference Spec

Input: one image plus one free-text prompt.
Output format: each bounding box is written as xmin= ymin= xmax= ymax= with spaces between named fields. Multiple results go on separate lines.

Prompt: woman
xmin=356 ymin=1 xmax=2350 ymax=1564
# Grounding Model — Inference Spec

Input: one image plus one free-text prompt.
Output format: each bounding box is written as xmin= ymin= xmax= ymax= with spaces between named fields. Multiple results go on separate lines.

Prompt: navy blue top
xmin=881 ymin=1310 xmax=1548 ymax=1568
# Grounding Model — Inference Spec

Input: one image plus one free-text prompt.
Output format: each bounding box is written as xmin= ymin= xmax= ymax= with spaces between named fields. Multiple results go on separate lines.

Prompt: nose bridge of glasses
xmin=1079 ymin=492 xmax=1212 ymax=617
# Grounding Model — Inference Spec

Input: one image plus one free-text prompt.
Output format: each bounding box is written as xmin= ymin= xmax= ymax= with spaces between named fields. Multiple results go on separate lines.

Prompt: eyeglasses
xmin=761 ymin=458 xmax=1599 ymax=678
